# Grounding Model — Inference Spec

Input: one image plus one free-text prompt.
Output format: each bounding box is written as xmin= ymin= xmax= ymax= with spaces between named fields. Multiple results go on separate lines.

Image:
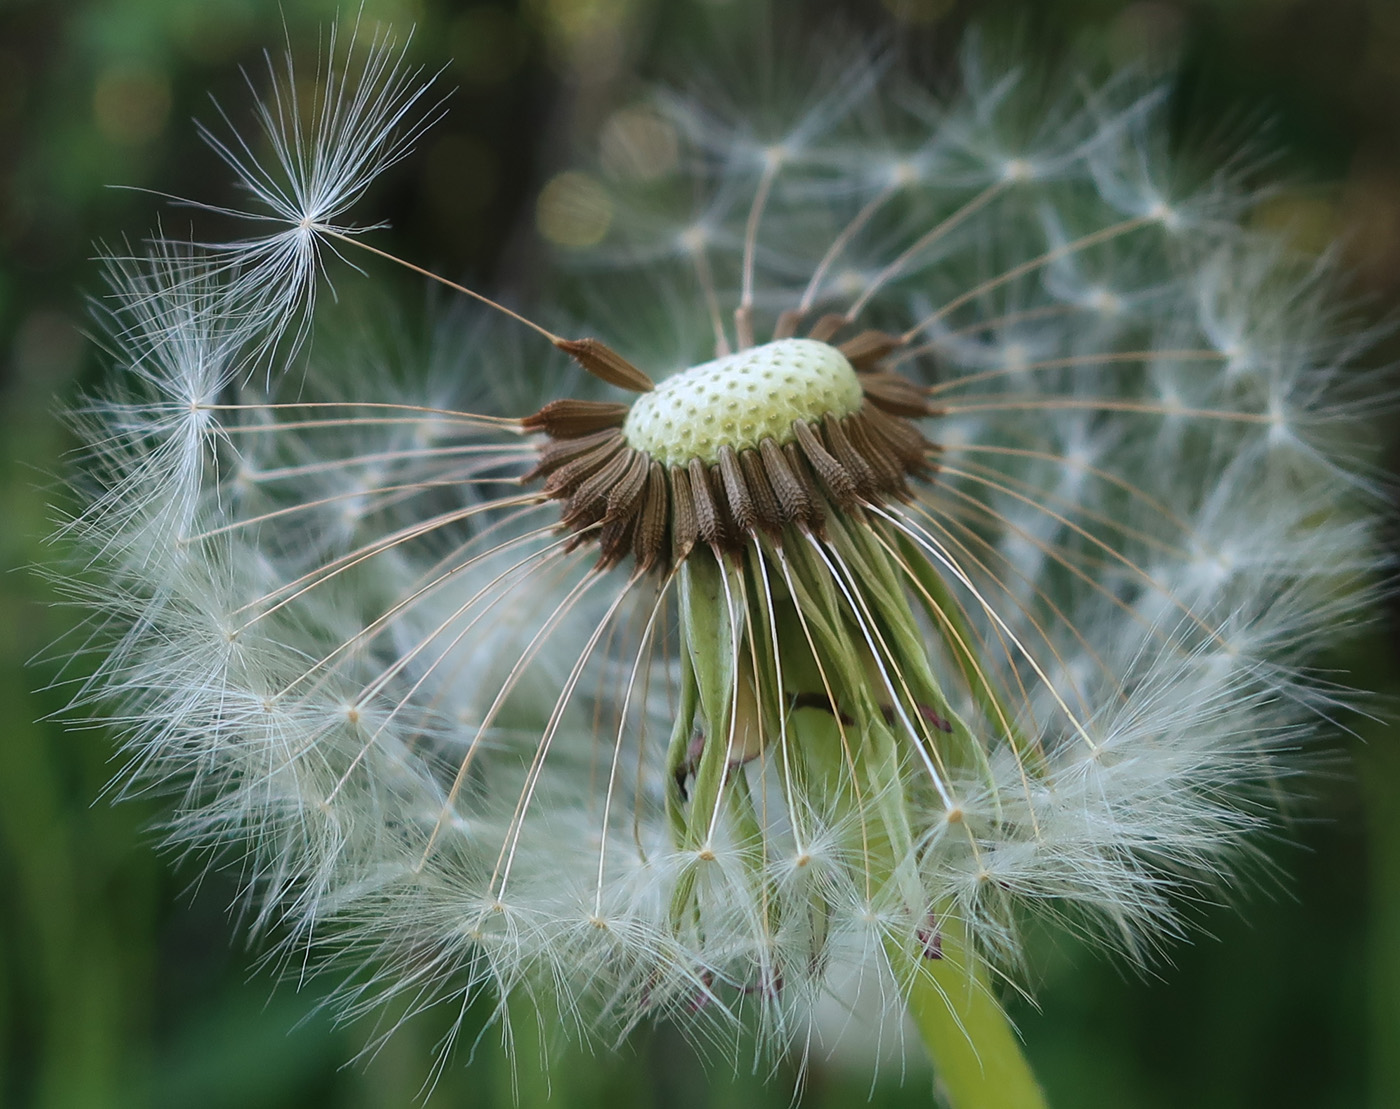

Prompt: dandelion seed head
xmin=58 ymin=18 xmax=1392 ymax=1085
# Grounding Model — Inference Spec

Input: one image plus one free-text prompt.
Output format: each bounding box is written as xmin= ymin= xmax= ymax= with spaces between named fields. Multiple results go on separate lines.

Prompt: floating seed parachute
xmin=59 ymin=22 xmax=1386 ymax=1093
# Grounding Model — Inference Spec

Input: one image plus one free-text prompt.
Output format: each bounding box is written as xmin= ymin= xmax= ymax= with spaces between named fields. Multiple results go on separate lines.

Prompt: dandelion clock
xmin=58 ymin=14 xmax=1389 ymax=1108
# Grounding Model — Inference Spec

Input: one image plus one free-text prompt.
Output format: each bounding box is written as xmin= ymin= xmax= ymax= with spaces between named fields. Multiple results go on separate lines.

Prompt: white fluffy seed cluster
xmin=622 ymin=338 xmax=863 ymax=464
xmin=60 ymin=26 xmax=1387 ymax=1076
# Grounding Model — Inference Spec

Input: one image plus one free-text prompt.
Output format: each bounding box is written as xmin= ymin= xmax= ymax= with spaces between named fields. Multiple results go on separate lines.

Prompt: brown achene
xmin=523 ymin=324 xmax=942 ymax=572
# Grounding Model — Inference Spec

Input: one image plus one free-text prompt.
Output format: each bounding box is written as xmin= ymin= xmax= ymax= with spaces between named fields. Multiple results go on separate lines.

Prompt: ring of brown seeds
xmin=523 ymin=319 xmax=942 ymax=572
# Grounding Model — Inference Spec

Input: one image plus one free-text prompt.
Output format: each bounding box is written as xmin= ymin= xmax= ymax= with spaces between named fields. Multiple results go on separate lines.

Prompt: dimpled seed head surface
xmin=623 ymin=339 xmax=863 ymax=466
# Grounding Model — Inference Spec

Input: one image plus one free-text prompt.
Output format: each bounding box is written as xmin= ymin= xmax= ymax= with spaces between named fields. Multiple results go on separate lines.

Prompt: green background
xmin=2 ymin=0 xmax=1397 ymax=1105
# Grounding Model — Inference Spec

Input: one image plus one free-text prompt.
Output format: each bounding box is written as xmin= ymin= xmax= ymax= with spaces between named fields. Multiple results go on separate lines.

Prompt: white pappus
xmin=56 ymin=17 xmax=1390 ymax=1097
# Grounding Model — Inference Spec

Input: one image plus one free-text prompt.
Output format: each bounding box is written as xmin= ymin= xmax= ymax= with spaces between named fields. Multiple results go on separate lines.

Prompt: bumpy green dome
xmin=622 ymin=339 xmax=863 ymax=466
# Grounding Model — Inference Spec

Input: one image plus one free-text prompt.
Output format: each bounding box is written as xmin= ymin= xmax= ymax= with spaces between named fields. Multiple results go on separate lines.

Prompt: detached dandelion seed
xmin=60 ymin=20 xmax=1389 ymax=1107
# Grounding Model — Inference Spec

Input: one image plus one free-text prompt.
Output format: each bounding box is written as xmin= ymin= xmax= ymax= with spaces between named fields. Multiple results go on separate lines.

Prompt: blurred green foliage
xmin=2 ymin=0 xmax=1397 ymax=1106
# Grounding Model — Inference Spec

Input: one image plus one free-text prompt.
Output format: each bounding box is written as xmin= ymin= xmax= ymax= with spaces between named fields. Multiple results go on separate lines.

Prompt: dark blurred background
xmin=3 ymin=0 xmax=1398 ymax=1106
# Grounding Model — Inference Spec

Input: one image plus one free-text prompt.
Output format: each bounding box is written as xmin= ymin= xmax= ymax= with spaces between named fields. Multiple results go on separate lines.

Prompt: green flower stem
xmin=899 ymin=919 xmax=1048 ymax=1109
xmin=676 ymin=535 xmax=1049 ymax=1109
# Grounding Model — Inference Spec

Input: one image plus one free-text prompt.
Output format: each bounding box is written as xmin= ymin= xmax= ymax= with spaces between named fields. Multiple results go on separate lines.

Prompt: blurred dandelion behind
xmin=54 ymin=9 xmax=1389 ymax=1105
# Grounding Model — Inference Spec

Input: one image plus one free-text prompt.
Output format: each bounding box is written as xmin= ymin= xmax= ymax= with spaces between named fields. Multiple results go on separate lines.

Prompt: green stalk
xmin=784 ymin=523 xmax=1048 ymax=1107
xmin=898 ymin=919 xmax=1048 ymax=1109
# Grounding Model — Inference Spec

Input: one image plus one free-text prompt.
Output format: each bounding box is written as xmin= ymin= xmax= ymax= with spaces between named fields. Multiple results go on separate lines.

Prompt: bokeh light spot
xmin=600 ymin=106 xmax=679 ymax=181
xmin=536 ymin=171 xmax=613 ymax=247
